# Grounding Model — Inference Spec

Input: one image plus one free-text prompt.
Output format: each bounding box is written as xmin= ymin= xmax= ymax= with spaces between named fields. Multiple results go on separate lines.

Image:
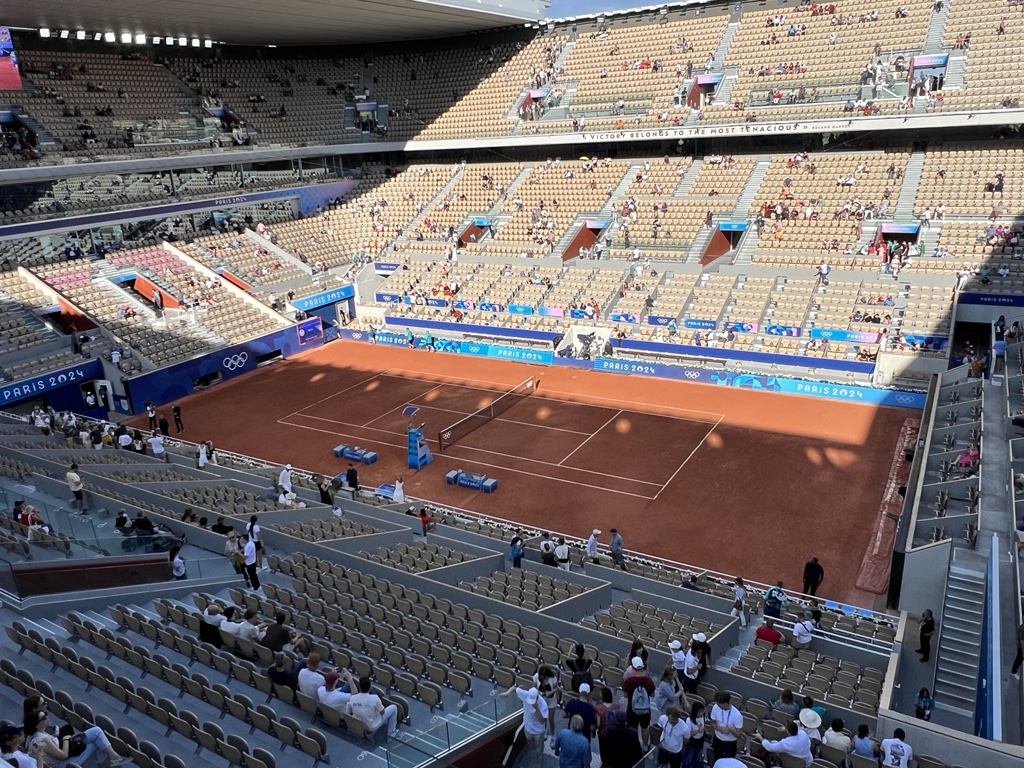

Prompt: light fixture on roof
xmin=59 ymin=30 xmax=70 ymax=39
xmin=39 ymin=28 xmax=50 ymax=38
xmin=104 ymin=32 xmax=116 ymax=42
xmin=153 ymin=36 xmax=162 ymax=44
xmin=76 ymin=30 xmax=86 ymax=40
xmin=178 ymin=36 xmax=187 ymax=46
xmin=135 ymin=34 xmax=146 ymax=44
xmin=191 ymin=38 xmax=200 ymax=47
xmin=120 ymin=32 xmax=132 ymax=43
xmin=94 ymin=32 xmax=102 ymax=41
xmin=204 ymin=40 xmax=212 ymax=48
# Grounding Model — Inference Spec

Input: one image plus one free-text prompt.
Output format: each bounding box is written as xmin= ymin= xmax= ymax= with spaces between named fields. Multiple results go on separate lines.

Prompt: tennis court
xmin=134 ymin=342 xmax=917 ymax=605
xmin=279 ymin=371 xmax=722 ymax=499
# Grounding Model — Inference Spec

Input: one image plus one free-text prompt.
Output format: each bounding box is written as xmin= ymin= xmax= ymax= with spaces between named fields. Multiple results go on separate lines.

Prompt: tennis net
xmin=437 ymin=376 xmax=536 ymax=452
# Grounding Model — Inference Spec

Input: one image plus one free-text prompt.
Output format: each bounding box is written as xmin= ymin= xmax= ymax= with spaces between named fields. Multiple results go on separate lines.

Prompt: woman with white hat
xmin=797 ymin=708 xmax=823 ymax=743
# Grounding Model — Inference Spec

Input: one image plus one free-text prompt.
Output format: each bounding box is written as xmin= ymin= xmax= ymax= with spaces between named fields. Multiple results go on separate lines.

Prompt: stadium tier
xmin=0 ymin=0 xmax=1021 ymax=765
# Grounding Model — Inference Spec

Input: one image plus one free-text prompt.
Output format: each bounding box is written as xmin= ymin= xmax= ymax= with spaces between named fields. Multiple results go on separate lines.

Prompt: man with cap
xmin=691 ymin=632 xmax=711 ymax=681
xmin=564 ymin=683 xmax=598 ymax=741
xmin=792 ymin=611 xmax=815 ymax=650
xmin=753 ymin=720 xmax=813 ymax=767
xmin=622 ymin=656 xmax=655 ymax=749
xmin=278 ymin=463 xmax=294 ymax=493
xmin=669 ymin=639 xmax=687 ymax=682
xmin=0 ymin=720 xmax=35 ymax=768
xmin=555 ymin=714 xmax=592 ymax=768
xmin=585 ymin=529 xmax=601 ymax=564
xmin=317 ymin=668 xmax=357 ymax=714
xmin=609 ymin=528 xmax=627 ymax=571
xmin=501 ymin=685 xmax=549 ymax=768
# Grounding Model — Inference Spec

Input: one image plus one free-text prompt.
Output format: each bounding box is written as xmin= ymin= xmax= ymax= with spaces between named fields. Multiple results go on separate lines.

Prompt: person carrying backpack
xmin=763 ymin=581 xmax=789 ymax=618
xmin=622 ymin=656 xmax=655 ymax=750
xmin=510 ymin=530 xmax=524 ymax=568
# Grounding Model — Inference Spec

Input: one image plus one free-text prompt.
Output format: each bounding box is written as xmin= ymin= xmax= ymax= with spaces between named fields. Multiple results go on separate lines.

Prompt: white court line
xmin=558 ymin=410 xmax=622 ymax=466
xmin=405 ymin=402 xmax=593 ymax=436
xmin=284 ymin=411 xmax=662 ymax=487
xmin=652 ymin=415 xmax=723 ymax=500
xmin=361 ymin=382 xmax=447 ymax=427
xmin=283 ymin=370 xmax=390 ymax=420
xmin=277 ymin=417 xmax=659 ymax=500
xmin=383 ymin=368 xmax=720 ymax=424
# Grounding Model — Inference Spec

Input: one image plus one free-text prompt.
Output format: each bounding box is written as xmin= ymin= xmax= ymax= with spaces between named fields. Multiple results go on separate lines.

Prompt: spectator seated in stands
xmin=261 ymin=611 xmax=301 ymax=653
xmin=221 ymin=608 xmax=267 ymax=642
xmin=318 ymin=669 xmax=357 ymax=715
xmin=755 ymin=618 xmax=787 ymax=647
xmin=956 ymin=445 xmax=979 ymax=467
xmin=268 ymin=651 xmax=304 ymax=690
xmin=130 ymin=510 xmax=185 ymax=552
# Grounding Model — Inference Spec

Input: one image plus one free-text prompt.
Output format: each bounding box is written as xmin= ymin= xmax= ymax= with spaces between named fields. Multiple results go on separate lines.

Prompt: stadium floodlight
xmin=191 ymin=38 xmax=200 ymax=47
xmin=59 ymin=30 xmax=70 ymax=39
xmin=152 ymin=36 xmax=162 ymax=44
xmin=39 ymin=28 xmax=50 ymax=38
xmin=94 ymin=33 xmax=103 ymax=41
xmin=104 ymin=32 xmax=116 ymax=42
xmin=120 ymin=32 xmax=132 ymax=43
xmin=76 ymin=30 xmax=86 ymax=40
xmin=135 ymin=34 xmax=146 ymax=44
xmin=178 ymin=36 xmax=187 ymax=46
xmin=204 ymin=40 xmax=213 ymax=48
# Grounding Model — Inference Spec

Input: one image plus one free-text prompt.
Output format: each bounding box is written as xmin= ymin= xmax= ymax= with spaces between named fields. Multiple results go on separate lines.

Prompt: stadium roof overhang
xmin=11 ymin=0 xmax=548 ymax=46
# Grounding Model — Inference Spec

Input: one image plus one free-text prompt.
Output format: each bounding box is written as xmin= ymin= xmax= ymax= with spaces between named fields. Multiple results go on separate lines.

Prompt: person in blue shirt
xmin=555 ymin=715 xmax=592 ymax=768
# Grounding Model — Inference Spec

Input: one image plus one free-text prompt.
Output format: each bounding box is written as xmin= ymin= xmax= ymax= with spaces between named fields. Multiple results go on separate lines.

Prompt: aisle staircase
xmin=711 ymin=22 xmax=741 ymax=71
xmin=923 ymin=1 xmax=952 ymax=53
xmin=893 ymin=150 xmax=926 ymax=219
xmin=943 ymin=53 xmax=968 ymax=91
xmin=931 ymin=560 xmax=985 ymax=724
xmin=674 ymin=158 xmax=704 ymax=197
xmin=732 ymin=157 xmax=772 ymax=218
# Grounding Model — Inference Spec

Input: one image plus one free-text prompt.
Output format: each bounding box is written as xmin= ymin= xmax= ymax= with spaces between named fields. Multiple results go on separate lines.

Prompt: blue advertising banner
xmin=374 ymin=262 xmax=400 ymax=274
xmin=0 ymin=359 xmax=103 ymax=405
xmin=684 ymin=318 xmax=717 ymax=330
xmin=375 ymin=292 xmax=402 ymax=304
xmin=453 ymin=300 xmax=477 ymax=310
xmin=507 ymin=304 xmax=534 ymax=315
xmin=125 ymin=325 xmax=322 ymax=412
xmin=335 ymin=328 xmax=921 ymax=408
xmin=958 ymin=293 xmax=1024 ymax=307
xmin=478 ymin=302 xmax=504 ymax=313
xmin=718 ymin=222 xmax=748 ymax=232
xmin=569 ymin=309 xmax=588 ymax=319
xmin=291 ymin=284 xmax=355 ymax=312
xmin=592 ymin=358 xmax=925 ymax=407
xmin=879 ymin=223 xmax=920 ymax=234
xmin=610 ymin=312 xmax=640 ymax=323
xmin=764 ymin=325 xmax=802 ymax=336
xmin=426 ymin=298 xmax=448 ymax=308
xmin=724 ymin=321 xmax=758 ymax=333
xmin=647 ymin=315 xmax=675 ymax=326
xmin=901 ymin=334 xmax=950 ymax=351
xmin=810 ymin=328 xmax=881 ymax=343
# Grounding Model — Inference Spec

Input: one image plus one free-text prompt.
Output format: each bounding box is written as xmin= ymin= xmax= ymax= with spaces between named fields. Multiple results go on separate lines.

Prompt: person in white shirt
xmin=392 ymin=477 xmax=405 ymax=503
xmin=243 ymin=532 xmax=260 ymax=590
xmin=278 ymin=464 xmax=293 ymax=493
xmin=317 ymin=669 xmax=356 ymax=713
xmin=656 ymin=706 xmax=687 ymax=768
xmin=347 ymin=675 xmax=399 ymax=739
xmin=221 ymin=609 xmax=266 ymax=643
xmin=681 ymin=643 xmax=700 ymax=695
xmin=756 ymin=720 xmax=813 ymax=767
xmin=730 ymin=577 xmax=747 ymax=628
xmin=171 ymin=548 xmax=187 ymax=580
xmin=554 ymin=537 xmax=571 ymax=570
xmin=298 ymin=653 xmax=329 ymax=699
xmin=879 ymin=729 xmax=914 ymax=768
xmin=669 ymin=640 xmax=687 ymax=681
xmin=501 ymin=685 xmax=549 ymax=767
xmin=148 ymin=431 xmax=166 ymax=461
xmin=822 ymin=718 xmax=852 ymax=753
xmin=710 ymin=692 xmax=743 ymax=762
xmin=585 ymin=529 xmax=600 ymax=564
xmin=792 ymin=611 xmax=815 ymax=649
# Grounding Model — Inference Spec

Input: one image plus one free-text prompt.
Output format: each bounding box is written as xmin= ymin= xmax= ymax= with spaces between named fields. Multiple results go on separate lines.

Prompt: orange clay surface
xmin=131 ymin=341 xmax=916 ymax=606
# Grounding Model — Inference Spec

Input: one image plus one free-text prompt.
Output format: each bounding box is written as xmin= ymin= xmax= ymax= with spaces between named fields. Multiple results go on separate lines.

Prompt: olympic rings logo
xmin=684 ymin=371 xmax=701 ymax=379
xmin=895 ymin=394 xmax=916 ymax=404
xmin=350 ymin=332 xmax=364 ymax=340
xmin=466 ymin=345 xmax=482 ymax=354
xmin=223 ymin=352 xmax=249 ymax=371
xmin=441 ymin=430 xmax=452 ymax=440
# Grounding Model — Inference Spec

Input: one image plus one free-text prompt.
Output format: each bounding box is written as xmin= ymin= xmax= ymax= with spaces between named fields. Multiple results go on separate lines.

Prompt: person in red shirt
xmin=755 ymin=618 xmax=786 ymax=647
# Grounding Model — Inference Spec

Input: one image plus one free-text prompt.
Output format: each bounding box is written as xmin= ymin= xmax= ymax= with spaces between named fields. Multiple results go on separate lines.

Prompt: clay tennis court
xmin=132 ymin=342 xmax=918 ymax=607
